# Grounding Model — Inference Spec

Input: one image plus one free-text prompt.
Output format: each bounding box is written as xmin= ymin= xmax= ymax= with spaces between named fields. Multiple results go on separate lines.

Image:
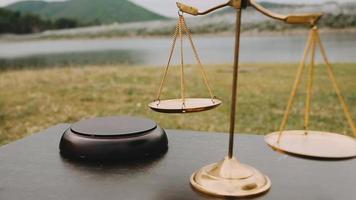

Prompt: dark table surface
xmin=0 ymin=124 xmax=355 ymax=200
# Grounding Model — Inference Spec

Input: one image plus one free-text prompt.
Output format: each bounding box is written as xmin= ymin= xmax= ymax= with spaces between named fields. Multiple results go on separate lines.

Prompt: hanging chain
xmin=277 ymin=27 xmax=314 ymax=143
xmin=155 ymin=20 xmax=180 ymax=101
xmin=277 ymin=26 xmax=356 ymax=142
xmin=178 ymin=14 xmax=186 ymax=105
xmin=303 ymin=27 xmax=317 ymax=135
xmin=180 ymin=16 xmax=215 ymax=100
xmin=155 ymin=13 xmax=216 ymax=105
xmin=315 ymin=30 xmax=356 ymax=137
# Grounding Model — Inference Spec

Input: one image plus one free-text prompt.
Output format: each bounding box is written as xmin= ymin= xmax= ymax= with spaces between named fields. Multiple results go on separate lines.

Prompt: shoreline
xmin=1 ymin=27 xmax=356 ymax=42
xmin=2 ymin=62 xmax=356 ymax=73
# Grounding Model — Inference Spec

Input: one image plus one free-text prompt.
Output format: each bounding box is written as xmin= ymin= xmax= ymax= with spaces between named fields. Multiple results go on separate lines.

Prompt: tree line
xmin=0 ymin=8 xmax=83 ymax=34
xmin=320 ymin=13 xmax=356 ymax=28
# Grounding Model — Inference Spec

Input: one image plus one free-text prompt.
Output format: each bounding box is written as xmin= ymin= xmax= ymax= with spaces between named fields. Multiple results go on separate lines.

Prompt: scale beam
xmin=249 ymin=0 xmax=322 ymax=25
xmin=176 ymin=0 xmax=242 ymax=16
xmin=177 ymin=0 xmax=323 ymax=25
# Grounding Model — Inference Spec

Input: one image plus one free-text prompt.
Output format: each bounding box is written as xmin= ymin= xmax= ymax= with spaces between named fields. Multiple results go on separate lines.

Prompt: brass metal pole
xmin=228 ymin=8 xmax=243 ymax=158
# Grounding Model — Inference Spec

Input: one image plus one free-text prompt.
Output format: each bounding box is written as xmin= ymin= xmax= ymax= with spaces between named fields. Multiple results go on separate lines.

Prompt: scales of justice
xmin=147 ymin=0 xmax=356 ymax=197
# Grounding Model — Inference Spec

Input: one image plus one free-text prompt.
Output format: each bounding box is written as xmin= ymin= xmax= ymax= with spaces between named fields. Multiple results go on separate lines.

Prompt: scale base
xmin=190 ymin=156 xmax=271 ymax=197
xmin=265 ymin=130 xmax=356 ymax=159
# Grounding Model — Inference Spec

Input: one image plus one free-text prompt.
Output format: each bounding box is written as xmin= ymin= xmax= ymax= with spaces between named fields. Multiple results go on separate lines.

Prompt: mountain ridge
xmin=6 ymin=0 xmax=166 ymax=24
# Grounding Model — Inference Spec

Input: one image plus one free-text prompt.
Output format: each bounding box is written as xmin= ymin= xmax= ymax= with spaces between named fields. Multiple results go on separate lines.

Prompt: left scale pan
xmin=149 ymin=98 xmax=221 ymax=113
xmin=149 ymin=14 xmax=221 ymax=115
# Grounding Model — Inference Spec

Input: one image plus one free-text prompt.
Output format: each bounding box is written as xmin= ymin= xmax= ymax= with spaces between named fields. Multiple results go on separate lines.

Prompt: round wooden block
xmin=265 ymin=130 xmax=356 ymax=159
xmin=59 ymin=116 xmax=168 ymax=160
xmin=70 ymin=116 xmax=157 ymax=137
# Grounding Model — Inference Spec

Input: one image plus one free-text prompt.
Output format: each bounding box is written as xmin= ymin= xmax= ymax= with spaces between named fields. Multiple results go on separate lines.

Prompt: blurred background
xmin=0 ymin=0 xmax=355 ymax=145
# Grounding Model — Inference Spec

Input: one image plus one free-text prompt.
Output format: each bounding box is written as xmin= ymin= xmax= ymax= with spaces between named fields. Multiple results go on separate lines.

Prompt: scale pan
xmin=265 ymin=130 xmax=356 ymax=159
xmin=148 ymin=98 xmax=221 ymax=113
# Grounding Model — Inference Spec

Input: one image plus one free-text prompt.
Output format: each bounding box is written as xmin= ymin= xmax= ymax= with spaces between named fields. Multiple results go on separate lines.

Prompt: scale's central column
xmin=228 ymin=6 xmax=243 ymax=158
xmin=185 ymin=0 xmax=271 ymax=197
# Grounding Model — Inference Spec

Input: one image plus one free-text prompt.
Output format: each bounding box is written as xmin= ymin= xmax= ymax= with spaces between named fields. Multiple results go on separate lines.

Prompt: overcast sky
xmin=0 ymin=0 xmax=353 ymax=17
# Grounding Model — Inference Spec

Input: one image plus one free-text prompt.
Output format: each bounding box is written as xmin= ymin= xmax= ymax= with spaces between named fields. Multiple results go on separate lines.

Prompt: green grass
xmin=0 ymin=63 xmax=355 ymax=145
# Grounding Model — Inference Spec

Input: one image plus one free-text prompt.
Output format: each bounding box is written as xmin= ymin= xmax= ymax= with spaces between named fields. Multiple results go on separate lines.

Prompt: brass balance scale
xmin=148 ymin=0 xmax=356 ymax=197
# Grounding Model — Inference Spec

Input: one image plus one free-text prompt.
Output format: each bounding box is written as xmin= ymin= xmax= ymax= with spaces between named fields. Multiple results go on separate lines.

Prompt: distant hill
xmin=6 ymin=0 xmax=166 ymax=24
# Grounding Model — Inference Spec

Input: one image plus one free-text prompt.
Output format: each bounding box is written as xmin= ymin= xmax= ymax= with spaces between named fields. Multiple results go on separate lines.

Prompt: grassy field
xmin=0 ymin=63 xmax=355 ymax=145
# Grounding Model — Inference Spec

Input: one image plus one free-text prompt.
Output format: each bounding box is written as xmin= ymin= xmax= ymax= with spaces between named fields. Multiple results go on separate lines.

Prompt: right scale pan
xmin=265 ymin=23 xmax=356 ymax=160
xmin=265 ymin=130 xmax=356 ymax=159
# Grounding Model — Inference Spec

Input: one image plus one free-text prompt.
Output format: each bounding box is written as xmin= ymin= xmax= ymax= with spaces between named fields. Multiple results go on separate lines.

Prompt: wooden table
xmin=0 ymin=124 xmax=355 ymax=200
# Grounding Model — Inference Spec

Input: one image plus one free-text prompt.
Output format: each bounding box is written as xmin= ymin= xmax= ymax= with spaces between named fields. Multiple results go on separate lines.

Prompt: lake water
xmin=1 ymin=33 xmax=356 ymax=68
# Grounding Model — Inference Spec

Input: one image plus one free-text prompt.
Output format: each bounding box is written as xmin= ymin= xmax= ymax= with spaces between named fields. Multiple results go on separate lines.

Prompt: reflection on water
xmin=0 ymin=33 xmax=355 ymax=69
